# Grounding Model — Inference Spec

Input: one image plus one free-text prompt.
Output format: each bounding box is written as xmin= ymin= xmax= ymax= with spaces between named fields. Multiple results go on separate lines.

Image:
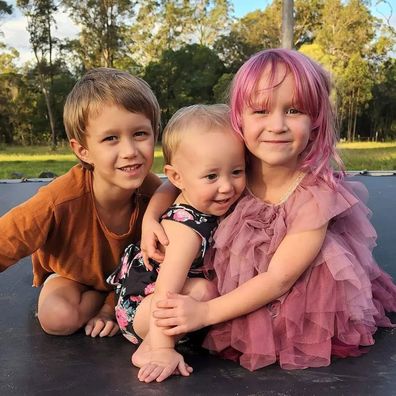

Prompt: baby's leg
xmin=181 ymin=277 xmax=218 ymax=302
xmin=133 ymin=277 xmax=217 ymax=340
xmin=38 ymin=276 xmax=105 ymax=336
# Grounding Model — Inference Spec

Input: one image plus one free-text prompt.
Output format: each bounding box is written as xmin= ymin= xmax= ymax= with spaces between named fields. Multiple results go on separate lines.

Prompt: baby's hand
xmin=85 ymin=306 xmax=119 ymax=337
xmin=141 ymin=217 xmax=168 ymax=270
xmin=137 ymin=348 xmax=192 ymax=383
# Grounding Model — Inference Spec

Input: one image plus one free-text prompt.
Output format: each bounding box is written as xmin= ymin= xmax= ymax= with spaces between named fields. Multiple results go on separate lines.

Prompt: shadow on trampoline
xmin=0 ymin=174 xmax=395 ymax=396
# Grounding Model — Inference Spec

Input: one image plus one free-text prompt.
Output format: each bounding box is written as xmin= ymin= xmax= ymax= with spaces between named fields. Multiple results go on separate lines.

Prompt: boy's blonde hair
xmin=162 ymin=104 xmax=232 ymax=165
xmin=63 ymin=67 xmax=161 ymax=148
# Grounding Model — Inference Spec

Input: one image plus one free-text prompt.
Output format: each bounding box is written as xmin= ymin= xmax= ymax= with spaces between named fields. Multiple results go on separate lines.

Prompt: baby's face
xmin=173 ymin=126 xmax=246 ymax=216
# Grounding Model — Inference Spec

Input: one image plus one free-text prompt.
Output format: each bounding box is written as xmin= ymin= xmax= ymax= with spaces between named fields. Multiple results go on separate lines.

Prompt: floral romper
xmin=107 ymin=203 xmax=218 ymax=344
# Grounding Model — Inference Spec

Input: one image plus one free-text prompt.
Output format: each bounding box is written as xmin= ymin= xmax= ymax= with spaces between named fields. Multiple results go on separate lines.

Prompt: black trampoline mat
xmin=1 ymin=175 xmax=395 ymax=396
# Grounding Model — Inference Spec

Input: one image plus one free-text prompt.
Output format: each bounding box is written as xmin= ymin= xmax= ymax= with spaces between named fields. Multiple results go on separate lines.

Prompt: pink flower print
xmin=144 ymin=282 xmax=155 ymax=295
xmin=173 ymin=209 xmax=194 ymax=222
xmin=119 ymin=257 xmax=130 ymax=279
xmin=130 ymin=295 xmax=143 ymax=303
xmin=123 ymin=333 xmax=139 ymax=344
xmin=115 ymin=306 xmax=129 ymax=329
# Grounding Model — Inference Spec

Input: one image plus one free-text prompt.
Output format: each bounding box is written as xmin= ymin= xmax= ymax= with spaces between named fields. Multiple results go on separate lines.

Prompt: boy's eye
xmin=205 ymin=174 xmax=218 ymax=181
xmin=134 ymin=130 xmax=151 ymax=139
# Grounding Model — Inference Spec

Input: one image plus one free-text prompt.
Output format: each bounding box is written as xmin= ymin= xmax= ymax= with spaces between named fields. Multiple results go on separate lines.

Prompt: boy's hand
xmin=137 ymin=348 xmax=192 ymax=383
xmin=85 ymin=306 xmax=119 ymax=337
xmin=141 ymin=217 xmax=169 ymax=270
xmin=153 ymin=292 xmax=208 ymax=335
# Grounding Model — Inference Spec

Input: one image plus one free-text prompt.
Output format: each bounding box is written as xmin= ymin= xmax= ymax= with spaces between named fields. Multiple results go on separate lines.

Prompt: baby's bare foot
xmin=131 ymin=339 xmax=152 ymax=368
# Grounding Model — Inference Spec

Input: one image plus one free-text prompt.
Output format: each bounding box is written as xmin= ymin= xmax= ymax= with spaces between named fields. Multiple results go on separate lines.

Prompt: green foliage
xmin=63 ymin=0 xmax=134 ymax=70
xmin=144 ymin=44 xmax=225 ymax=124
xmin=1 ymin=0 xmax=395 ymax=144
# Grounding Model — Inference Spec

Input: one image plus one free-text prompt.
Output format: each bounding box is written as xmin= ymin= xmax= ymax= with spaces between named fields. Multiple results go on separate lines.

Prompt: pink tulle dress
xmin=203 ymin=173 xmax=396 ymax=371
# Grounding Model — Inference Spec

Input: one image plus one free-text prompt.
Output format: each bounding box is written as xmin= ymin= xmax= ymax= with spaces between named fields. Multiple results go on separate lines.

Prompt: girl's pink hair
xmin=230 ymin=48 xmax=344 ymax=185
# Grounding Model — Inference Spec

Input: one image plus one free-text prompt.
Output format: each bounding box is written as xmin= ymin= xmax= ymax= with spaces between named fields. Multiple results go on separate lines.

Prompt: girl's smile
xmin=241 ymin=67 xmax=311 ymax=171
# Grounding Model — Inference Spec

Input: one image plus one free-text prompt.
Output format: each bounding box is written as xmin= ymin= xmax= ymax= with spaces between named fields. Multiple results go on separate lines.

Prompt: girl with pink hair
xmin=146 ymin=48 xmax=396 ymax=371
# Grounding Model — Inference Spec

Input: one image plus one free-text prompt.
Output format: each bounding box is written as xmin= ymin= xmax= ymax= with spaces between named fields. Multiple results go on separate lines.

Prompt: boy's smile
xmin=72 ymin=104 xmax=155 ymax=199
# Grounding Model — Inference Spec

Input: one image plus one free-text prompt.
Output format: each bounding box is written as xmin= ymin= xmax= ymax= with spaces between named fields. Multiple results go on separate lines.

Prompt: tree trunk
xmin=282 ymin=0 xmax=294 ymax=49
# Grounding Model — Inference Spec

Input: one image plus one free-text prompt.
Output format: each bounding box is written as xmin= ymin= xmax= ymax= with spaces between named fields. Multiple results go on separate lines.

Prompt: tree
xmin=63 ymin=0 xmax=135 ymax=69
xmin=128 ymin=0 xmax=232 ymax=68
xmin=17 ymin=0 xmax=58 ymax=147
xmin=144 ymin=44 xmax=225 ymax=125
xmin=282 ymin=0 xmax=294 ymax=49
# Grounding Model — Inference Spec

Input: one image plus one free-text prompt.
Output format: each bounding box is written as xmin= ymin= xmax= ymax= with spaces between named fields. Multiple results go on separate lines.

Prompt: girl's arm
xmin=154 ymin=224 xmax=328 ymax=335
xmin=134 ymin=219 xmax=201 ymax=382
xmin=140 ymin=181 xmax=179 ymax=266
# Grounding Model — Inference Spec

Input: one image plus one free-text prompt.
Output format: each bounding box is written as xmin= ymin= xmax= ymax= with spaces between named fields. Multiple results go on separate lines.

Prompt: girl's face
xmin=168 ymin=126 xmax=246 ymax=216
xmin=241 ymin=67 xmax=312 ymax=171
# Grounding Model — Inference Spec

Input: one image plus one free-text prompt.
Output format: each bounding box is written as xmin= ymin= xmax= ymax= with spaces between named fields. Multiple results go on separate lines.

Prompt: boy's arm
xmin=141 ymin=181 xmax=179 ymax=265
xmin=0 ymin=192 xmax=54 ymax=271
xmin=154 ymin=225 xmax=328 ymax=335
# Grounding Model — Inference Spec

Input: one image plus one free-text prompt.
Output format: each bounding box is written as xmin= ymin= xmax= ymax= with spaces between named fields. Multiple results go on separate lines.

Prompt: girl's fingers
xmin=162 ymin=325 xmax=185 ymax=336
xmin=155 ymin=318 xmax=179 ymax=327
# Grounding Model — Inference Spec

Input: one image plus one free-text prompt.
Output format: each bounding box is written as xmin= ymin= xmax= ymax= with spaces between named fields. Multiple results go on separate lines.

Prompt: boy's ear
xmin=70 ymin=139 xmax=90 ymax=163
xmin=164 ymin=164 xmax=184 ymax=190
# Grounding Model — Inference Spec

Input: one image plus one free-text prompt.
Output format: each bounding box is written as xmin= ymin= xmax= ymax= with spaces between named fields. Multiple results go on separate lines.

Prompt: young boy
xmin=0 ymin=68 xmax=162 ymax=338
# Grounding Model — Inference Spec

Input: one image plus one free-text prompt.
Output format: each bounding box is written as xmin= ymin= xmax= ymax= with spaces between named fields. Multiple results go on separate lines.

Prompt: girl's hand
xmin=137 ymin=348 xmax=192 ymax=383
xmin=85 ymin=308 xmax=119 ymax=337
xmin=141 ymin=217 xmax=169 ymax=270
xmin=153 ymin=292 xmax=208 ymax=335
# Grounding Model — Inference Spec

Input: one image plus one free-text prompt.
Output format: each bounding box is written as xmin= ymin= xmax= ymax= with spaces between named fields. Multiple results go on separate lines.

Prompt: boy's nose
xmin=121 ymin=139 xmax=138 ymax=158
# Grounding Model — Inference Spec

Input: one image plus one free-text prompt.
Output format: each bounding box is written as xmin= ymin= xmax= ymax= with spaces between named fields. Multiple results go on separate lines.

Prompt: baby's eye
xmin=205 ymin=174 xmax=218 ymax=181
xmin=232 ymin=168 xmax=245 ymax=177
xmin=103 ymin=136 xmax=117 ymax=142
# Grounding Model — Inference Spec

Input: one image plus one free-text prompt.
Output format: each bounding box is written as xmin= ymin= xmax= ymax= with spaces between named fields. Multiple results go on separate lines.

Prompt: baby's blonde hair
xmin=162 ymin=104 xmax=232 ymax=165
xmin=63 ymin=67 xmax=160 ymax=168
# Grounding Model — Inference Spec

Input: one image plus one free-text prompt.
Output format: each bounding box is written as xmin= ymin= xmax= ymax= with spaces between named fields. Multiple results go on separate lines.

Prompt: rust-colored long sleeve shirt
xmin=0 ymin=165 xmax=161 ymax=307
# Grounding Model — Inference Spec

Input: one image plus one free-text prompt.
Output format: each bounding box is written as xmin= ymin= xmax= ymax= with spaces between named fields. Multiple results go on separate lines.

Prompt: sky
xmin=0 ymin=0 xmax=395 ymax=65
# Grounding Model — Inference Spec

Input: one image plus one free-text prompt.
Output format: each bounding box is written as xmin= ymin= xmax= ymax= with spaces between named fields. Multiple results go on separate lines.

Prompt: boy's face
xmin=72 ymin=104 xmax=154 ymax=195
xmin=168 ymin=126 xmax=246 ymax=216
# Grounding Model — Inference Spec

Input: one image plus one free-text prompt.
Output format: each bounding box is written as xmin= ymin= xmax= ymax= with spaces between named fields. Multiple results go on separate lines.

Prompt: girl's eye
xmin=253 ymin=109 xmax=269 ymax=115
xmin=286 ymin=108 xmax=302 ymax=115
xmin=205 ymin=174 xmax=218 ymax=181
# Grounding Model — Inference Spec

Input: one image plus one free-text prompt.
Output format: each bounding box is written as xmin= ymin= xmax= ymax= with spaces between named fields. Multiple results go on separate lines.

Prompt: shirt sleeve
xmin=0 ymin=187 xmax=55 ymax=271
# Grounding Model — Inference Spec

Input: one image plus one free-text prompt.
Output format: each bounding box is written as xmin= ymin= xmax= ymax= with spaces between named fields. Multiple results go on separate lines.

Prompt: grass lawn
xmin=0 ymin=142 xmax=395 ymax=179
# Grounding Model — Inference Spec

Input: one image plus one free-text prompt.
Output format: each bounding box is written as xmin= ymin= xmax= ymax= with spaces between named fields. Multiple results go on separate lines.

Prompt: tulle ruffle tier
xmin=203 ymin=177 xmax=396 ymax=371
